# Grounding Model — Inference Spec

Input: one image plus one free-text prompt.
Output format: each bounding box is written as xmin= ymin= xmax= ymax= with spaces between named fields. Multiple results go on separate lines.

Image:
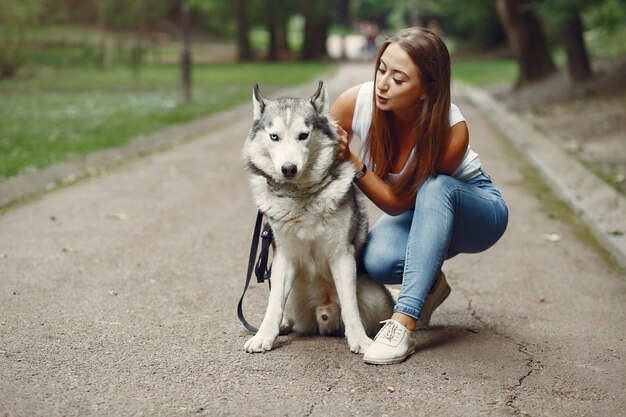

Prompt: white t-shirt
xmin=351 ymin=81 xmax=481 ymax=184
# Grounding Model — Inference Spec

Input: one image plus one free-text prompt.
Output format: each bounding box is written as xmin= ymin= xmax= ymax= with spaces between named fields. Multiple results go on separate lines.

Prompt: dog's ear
xmin=310 ymin=80 xmax=329 ymax=115
xmin=252 ymin=83 xmax=266 ymax=119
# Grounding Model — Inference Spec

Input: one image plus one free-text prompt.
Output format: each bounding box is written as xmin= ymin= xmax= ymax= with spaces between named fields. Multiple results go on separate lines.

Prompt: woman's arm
xmin=331 ymin=88 xmax=470 ymax=216
xmin=331 ymin=86 xmax=416 ymax=216
xmin=343 ymin=149 xmax=416 ymax=216
xmin=435 ymin=121 xmax=469 ymax=175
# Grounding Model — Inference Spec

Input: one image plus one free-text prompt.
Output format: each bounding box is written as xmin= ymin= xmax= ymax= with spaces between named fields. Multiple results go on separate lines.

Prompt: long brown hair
xmin=364 ymin=27 xmax=451 ymax=199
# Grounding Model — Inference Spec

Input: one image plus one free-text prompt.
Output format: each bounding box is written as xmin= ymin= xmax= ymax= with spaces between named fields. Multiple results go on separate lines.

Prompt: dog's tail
xmin=386 ymin=286 xmax=400 ymax=302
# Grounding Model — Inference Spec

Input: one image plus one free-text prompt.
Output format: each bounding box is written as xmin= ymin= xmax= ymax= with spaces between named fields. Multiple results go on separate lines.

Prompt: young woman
xmin=331 ymin=27 xmax=509 ymax=365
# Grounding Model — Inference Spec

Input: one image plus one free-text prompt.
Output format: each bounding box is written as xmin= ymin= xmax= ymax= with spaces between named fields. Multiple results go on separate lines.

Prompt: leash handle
xmin=237 ymin=211 xmax=272 ymax=333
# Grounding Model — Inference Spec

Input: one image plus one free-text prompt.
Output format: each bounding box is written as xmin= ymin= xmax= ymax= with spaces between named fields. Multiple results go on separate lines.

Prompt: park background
xmin=2 ymin=2 xmax=626 ymax=415
xmin=1 ymin=0 xmax=625 ymax=198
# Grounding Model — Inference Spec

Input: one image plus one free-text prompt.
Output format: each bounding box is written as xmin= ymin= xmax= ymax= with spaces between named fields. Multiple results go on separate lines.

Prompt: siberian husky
xmin=241 ymin=81 xmax=394 ymax=354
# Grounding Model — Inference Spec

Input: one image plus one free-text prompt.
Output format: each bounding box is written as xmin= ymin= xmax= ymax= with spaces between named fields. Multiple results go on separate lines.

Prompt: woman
xmin=331 ymin=27 xmax=509 ymax=365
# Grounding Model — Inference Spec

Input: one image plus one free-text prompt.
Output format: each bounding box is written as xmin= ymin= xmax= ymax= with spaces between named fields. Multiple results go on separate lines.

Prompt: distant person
xmin=331 ymin=27 xmax=509 ymax=365
xmin=360 ymin=21 xmax=378 ymax=58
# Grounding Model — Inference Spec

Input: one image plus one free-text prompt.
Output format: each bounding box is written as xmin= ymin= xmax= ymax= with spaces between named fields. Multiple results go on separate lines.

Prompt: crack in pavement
xmin=505 ymin=342 xmax=543 ymax=416
xmin=459 ymin=287 xmax=544 ymax=415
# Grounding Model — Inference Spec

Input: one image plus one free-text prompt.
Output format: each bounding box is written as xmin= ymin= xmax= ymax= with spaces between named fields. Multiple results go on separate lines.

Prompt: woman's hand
xmin=336 ymin=124 xmax=352 ymax=162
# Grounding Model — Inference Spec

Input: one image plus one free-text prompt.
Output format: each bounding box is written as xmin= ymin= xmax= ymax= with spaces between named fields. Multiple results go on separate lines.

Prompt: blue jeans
xmin=362 ymin=170 xmax=509 ymax=320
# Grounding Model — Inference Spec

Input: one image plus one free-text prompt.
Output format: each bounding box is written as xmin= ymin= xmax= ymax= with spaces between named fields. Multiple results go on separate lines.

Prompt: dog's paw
xmin=244 ymin=334 xmax=275 ymax=353
xmin=347 ymin=336 xmax=372 ymax=354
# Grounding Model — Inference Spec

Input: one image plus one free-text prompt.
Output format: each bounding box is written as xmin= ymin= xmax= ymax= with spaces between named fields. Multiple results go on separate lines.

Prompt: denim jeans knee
xmin=362 ymin=211 xmax=412 ymax=285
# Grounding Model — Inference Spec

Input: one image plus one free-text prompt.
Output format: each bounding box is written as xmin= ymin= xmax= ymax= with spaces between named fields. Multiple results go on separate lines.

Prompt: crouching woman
xmin=331 ymin=27 xmax=509 ymax=365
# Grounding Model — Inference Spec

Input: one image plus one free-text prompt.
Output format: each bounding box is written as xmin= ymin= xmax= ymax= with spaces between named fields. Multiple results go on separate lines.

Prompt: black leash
xmin=237 ymin=210 xmax=273 ymax=333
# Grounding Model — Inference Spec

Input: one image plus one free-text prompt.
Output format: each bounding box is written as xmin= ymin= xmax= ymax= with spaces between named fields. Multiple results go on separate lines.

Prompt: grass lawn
xmin=0 ymin=56 xmax=515 ymax=182
xmin=451 ymin=58 xmax=518 ymax=87
xmin=0 ymin=62 xmax=332 ymax=180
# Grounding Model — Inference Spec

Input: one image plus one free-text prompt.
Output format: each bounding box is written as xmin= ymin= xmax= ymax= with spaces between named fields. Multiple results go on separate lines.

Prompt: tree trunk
xmin=267 ymin=23 xmax=279 ymax=61
xmin=494 ymin=0 xmax=556 ymax=87
xmin=300 ymin=0 xmax=331 ymax=61
xmin=96 ymin=0 xmax=111 ymax=68
xmin=279 ymin=20 xmax=289 ymax=54
xmin=234 ymin=0 xmax=253 ymax=61
xmin=337 ymin=0 xmax=351 ymax=27
xmin=266 ymin=0 xmax=282 ymax=61
xmin=181 ymin=0 xmax=191 ymax=104
xmin=563 ymin=12 xmax=592 ymax=82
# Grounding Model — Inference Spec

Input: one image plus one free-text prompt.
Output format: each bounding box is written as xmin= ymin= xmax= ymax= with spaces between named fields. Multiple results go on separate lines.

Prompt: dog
xmin=241 ymin=81 xmax=394 ymax=354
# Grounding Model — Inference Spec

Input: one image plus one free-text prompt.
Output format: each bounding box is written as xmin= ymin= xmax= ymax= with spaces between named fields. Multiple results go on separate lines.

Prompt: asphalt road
xmin=1 ymin=63 xmax=624 ymax=416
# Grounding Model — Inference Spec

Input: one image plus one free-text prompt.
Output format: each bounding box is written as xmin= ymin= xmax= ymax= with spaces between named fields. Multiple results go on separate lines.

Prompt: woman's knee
xmin=362 ymin=239 xmax=404 ymax=285
xmin=417 ymin=175 xmax=456 ymax=197
xmin=415 ymin=175 xmax=458 ymax=209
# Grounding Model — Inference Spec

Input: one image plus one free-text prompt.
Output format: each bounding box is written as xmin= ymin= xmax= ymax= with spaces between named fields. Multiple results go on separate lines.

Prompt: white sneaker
xmin=363 ymin=319 xmax=415 ymax=365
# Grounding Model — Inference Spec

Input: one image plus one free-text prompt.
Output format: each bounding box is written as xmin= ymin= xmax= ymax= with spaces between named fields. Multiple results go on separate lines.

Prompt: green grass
xmin=450 ymin=24 xmax=626 ymax=87
xmin=451 ymin=58 xmax=518 ymax=86
xmin=0 ymin=62 xmax=332 ymax=180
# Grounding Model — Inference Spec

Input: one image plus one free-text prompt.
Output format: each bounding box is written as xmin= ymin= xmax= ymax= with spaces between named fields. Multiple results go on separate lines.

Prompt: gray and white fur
xmin=242 ymin=81 xmax=394 ymax=354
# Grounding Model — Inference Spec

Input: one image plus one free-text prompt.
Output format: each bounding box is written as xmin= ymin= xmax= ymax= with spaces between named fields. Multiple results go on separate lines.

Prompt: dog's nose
xmin=321 ymin=314 xmax=328 ymax=321
xmin=281 ymin=164 xmax=297 ymax=178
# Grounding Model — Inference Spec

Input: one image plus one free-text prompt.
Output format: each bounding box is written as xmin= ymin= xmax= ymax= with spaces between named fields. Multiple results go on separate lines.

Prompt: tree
xmin=262 ymin=0 xmax=290 ymax=61
xmin=337 ymin=0 xmax=351 ymax=26
xmin=562 ymin=11 xmax=592 ymax=81
xmin=494 ymin=0 xmax=557 ymax=87
xmin=532 ymin=0 xmax=594 ymax=82
xmin=352 ymin=0 xmax=394 ymax=29
xmin=300 ymin=0 xmax=334 ymax=60
xmin=181 ymin=0 xmax=191 ymax=104
xmin=234 ymin=0 xmax=253 ymax=61
xmin=419 ymin=0 xmax=507 ymax=50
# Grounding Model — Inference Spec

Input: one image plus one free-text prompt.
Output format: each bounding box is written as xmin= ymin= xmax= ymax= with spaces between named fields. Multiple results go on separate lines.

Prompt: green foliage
xmin=39 ymin=0 xmax=169 ymax=29
xmin=351 ymin=0 xmax=394 ymax=27
xmin=420 ymin=0 xmax=505 ymax=49
xmin=584 ymin=0 xmax=626 ymax=31
xmin=528 ymin=0 xmax=626 ymax=63
xmin=188 ymin=0 xmax=237 ymax=36
xmin=366 ymin=0 xmax=506 ymax=49
xmin=532 ymin=0 xmax=626 ymax=31
xmin=0 ymin=62 xmax=331 ymax=180
xmin=585 ymin=22 xmax=626 ymax=57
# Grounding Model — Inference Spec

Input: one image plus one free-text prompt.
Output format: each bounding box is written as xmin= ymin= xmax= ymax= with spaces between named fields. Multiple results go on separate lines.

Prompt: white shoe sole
xmin=363 ymin=346 xmax=416 ymax=365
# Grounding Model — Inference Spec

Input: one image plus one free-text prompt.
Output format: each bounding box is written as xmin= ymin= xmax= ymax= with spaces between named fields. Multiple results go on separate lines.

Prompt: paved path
xmin=1 ymin=63 xmax=624 ymax=416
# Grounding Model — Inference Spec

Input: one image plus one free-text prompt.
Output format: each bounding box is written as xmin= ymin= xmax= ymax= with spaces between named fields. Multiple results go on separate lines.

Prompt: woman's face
xmin=375 ymin=42 xmax=427 ymax=114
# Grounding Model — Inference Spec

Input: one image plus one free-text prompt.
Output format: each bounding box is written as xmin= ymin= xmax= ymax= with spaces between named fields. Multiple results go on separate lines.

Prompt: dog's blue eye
xmin=269 ymin=133 xmax=279 ymax=141
xmin=298 ymin=132 xmax=309 ymax=141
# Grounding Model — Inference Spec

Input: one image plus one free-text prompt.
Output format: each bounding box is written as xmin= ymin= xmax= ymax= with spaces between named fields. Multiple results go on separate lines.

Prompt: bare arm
xmin=331 ymin=88 xmax=470 ymax=216
xmin=435 ymin=121 xmax=469 ymax=175
xmin=331 ymin=86 xmax=415 ymax=216
xmin=349 ymin=122 xmax=469 ymax=215
xmin=344 ymin=150 xmax=416 ymax=216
